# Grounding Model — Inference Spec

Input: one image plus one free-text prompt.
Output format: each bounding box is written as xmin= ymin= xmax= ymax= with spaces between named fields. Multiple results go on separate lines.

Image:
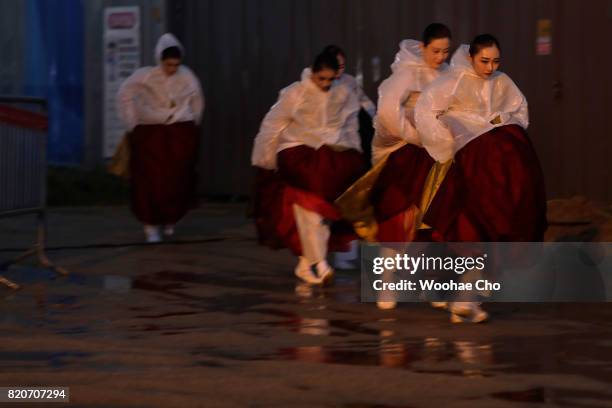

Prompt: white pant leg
xmin=293 ymin=204 xmax=330 ymax=265
xmin=378 ymin=246 xmax=398 ymax=302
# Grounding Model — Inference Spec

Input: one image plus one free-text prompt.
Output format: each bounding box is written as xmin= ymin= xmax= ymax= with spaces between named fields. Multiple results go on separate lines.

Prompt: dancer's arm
xmin=251 ymin=85 xmax=299 ymax=170
xmin=116 ymin=69 xmax=149 ymax=131
xmin=376 ymin=71 xmax=421 ymax=145
xmin=414 ymin=77 xmax=455 ymax=163
xmin=186 ymin=68 xmax=205 ymax=125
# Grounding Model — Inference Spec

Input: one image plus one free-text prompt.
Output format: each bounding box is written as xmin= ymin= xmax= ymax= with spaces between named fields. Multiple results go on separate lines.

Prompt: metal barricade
xmin=0 ymin=96 xmax=67 ymax=289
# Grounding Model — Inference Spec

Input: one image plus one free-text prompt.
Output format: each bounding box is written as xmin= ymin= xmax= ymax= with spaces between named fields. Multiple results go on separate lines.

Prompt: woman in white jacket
xmin=322 ymin=44 xmax=376 ymax=119
xmin=414 ymin=34 xmax=547 ymax=322
xmin=251 ymin=52 xmax=365 ymax=285
xmin=117 ymin=33 xmax=204 ymax=243
xmin=415 ymin=34 xmax=546 ymax=243
xmin=370 ymin=23 xmax=452 ymax=243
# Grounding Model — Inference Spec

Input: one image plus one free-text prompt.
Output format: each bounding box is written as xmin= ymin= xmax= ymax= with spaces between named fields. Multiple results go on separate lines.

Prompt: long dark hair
xmin=422 ymin=23 xmax=452 ymax=46
xmin=312 ymin=51 xmax=339 ymax=73
xmin=468 ymin=34 xmax=501 ymax=57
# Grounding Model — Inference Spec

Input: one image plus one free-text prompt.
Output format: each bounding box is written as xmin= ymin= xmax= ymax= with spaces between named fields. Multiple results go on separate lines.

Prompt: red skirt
xmin=253 ymin=145 xmax=366 ymax=256
xmin=370 ymin=144 xmax=434 ymax=242
xmin=129 ymin=121 xmax=199 ymax=225
xmin=423 ymin=125 xmax=547 ymax=242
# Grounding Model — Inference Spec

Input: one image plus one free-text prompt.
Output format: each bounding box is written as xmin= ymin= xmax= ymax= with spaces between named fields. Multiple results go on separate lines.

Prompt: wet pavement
xmin=1 ymin=205 xmax=612 ymax=407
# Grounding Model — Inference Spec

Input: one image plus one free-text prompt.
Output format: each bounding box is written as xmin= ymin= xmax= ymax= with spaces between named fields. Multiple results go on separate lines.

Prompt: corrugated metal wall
xmin=170 ymin=0 xmax=611 ymax=201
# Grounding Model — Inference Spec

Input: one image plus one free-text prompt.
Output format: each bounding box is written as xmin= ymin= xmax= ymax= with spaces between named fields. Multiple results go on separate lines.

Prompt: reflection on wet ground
xmin=276 ymin=330 xmax=612 ymax=380
xmin=1 ymin=243 xmax=612 ymax=407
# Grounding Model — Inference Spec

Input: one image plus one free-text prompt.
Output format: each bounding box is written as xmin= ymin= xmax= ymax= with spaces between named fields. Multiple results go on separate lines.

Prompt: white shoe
xmin=295 ymin=257 xmax=321 ymax=284
xmin=431 ymin=301 xmax=448 ymax=310
xmin=144 ymin=225 xmax=162 ymax=243
xmin=316 ymin=261 xmax=335 ymax=285
xmin=377 ymin=301 xmax=397 ymax=310
xmin=449 ymin=302 xmax=489 ymax=323
xmin=163 ymin=225 xmax=175 ymax=237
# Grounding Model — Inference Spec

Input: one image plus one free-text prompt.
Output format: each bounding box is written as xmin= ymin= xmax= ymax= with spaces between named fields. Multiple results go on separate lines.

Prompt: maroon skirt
xmin=129 ymin=121 xmax=199 ymax=225
xmin=370 ymin=144 xmax=434 ymax=242
xmin=423 ymin=125 xmax=547 ymax=242
xmin=253 ymin=145 xmax=366 ymax=256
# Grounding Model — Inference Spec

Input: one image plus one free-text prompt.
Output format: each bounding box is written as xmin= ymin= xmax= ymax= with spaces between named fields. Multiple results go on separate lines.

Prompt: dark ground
xmin=0 ymin=202 xmax=611 ymax=407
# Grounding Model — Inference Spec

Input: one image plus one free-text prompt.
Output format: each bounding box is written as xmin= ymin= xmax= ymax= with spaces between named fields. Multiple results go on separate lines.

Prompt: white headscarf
xmin=116 ymin=33 xmax=204 ymax=130
xmin=154 ymin=33 xmax=184 ymax=64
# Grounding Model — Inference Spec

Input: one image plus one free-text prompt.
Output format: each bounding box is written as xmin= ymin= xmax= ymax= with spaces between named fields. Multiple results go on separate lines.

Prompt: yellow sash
xmin=107 ymin=133 xmax=131 ymax=180
xmin=335 ymin=156 xmax=453 ymax=242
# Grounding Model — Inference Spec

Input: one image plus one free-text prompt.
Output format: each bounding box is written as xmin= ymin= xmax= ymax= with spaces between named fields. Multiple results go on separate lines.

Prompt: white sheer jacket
xmin=372 ymin=39 xmax=448 ymax=164
xmin=336 ymin=73 xmax=376 ymax=118
xmin=251 ymin=68 xmax=361 ymax=170
xmin=414 ymin=45 xmax=528 ymax=163
xmin=117 ymin=33 xmax=204 ymax=131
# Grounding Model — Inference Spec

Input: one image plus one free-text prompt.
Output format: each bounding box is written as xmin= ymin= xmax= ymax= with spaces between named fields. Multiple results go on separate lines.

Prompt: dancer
xmin=371 ymin=23 xmax=452 ymax=244
xmin=415 ymin=34 xmax=547 ymax=322
xmin=117 ymin=33 xmax=204 ymax=243
xmin=251 ymin=52 xmax=365 ymax=284
xmin=322 ymin=44 xmax=377 ymax=269
xmin=332 ymin=24 xmax=451 ymax=309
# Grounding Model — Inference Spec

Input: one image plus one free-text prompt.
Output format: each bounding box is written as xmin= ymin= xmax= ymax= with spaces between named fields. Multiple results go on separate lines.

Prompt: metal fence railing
xmin=0 ymin=96 xmax=67 ymax=289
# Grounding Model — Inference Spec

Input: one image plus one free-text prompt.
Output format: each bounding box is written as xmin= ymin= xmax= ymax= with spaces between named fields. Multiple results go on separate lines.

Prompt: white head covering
xmin=116 ymin=33 xmax=204 ymax=130
xmin=390 ymin=40 xmax=426 ymax=72
xmin=154 ymin=33 xmax=184 ymax=64
xmin=450 ymin=45 xmax=472 ymax=71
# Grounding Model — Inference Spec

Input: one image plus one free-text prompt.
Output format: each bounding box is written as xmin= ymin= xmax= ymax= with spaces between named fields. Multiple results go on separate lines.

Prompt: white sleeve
xmin=138 ymin=106 xmax=174 ymax=125
xmin=357 ymin=86 xmax=376 ymax=118
xmin=116 ymin=68 xmax=148 ymax=131
xmin=251 ymin=86 xmax=298 ymax=170
xmin=414 ymin=77 xmax=455 ymax=163
xmin=495 ymin=74 xmax=529 ymax=130
xmin=509 ymin=79 xmax=529 ymax=129
xmin=182 ymin=67 xmax=205 ymax=124
xmin=514 ymin=97 xmax=529 ymax=129
xmin=375 ymin=71 xmax=418 ymax=144
xmin=191 ymin=77 xmax=205 ymax=125
xmin=343 ymin=93 xmax=362 ymax=152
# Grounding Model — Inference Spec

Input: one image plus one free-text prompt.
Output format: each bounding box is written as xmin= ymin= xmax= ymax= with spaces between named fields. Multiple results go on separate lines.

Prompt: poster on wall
xmin=103 ymin=6 xmax=141 ymax=158
xmin=536 ymin=19 xmax=552 ymax=56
